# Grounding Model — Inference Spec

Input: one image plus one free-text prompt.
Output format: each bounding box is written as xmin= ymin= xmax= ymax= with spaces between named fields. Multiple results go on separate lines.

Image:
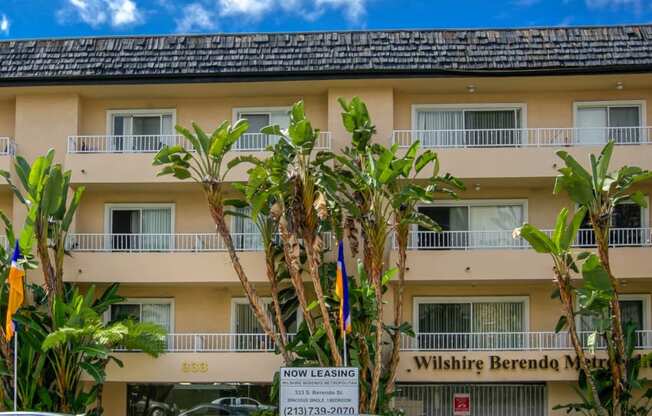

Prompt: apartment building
xmin=1 ymin=25 xmax=652 ymax=416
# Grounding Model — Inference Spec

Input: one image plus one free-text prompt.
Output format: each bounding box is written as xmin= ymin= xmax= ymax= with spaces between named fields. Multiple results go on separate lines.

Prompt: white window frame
xmin=230 ymin=297 xmax=303 ymax=333
xmin=232 ymin=106 xmax=292 ymax=125
xmin=104 ymin=297 xmax=175 ymax=332
xmin=106 ymin=108 xmax=177 ymax=135
xmin=103 ymin=203 xmax=176 ymax=235
xmin=573 ymin=100 xmax=647 ymax=128
xmin=577 ymin=294 xmax=651 ymax=331
xmin=414 ymin=199 xmax=529 ymax=231
xmin=411 ymin=103 xmax=528 ymax=131
xmin=412 ymin=296 xmax=530 ymax=333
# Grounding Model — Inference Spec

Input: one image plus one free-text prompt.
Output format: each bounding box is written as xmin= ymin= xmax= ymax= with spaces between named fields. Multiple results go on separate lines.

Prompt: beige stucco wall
xmin=79 ymin=95 xmax=328 ymax=136
xmin=394 ymin=89 xmax=652 ymax=130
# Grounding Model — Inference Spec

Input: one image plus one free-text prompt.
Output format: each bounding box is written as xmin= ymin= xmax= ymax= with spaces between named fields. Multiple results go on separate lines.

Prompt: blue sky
xmin=0 ymin=0 xmax=650 ymax=39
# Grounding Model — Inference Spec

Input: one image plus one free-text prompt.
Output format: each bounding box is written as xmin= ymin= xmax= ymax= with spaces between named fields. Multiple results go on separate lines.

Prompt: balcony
xmin=0 ymin=137 xmax=15 ymax=173
xmin=392 ymin=127 xmax=652 ymax=179
xmin=400 ymin=331 xmax=652 ymax=352
xmin=118 ymin=333 xmax=296 ymax=353
xmin=392 ymin=228 xmax=652 ymax=281
xmin=65 ymin=132 xmax=331 ymax=184
xmin=63 ymin=232 xmax=330 ymax=283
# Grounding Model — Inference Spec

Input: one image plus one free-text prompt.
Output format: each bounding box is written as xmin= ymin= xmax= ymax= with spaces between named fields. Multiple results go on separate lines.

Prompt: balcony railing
xmin=0 ymin=137 xmax=15 ymax=156
xmin=68 ymin=132 xmax=331 ymax=154
xmin=401 ymin=331 xmax=652 ymax=351
xmin=393 ymin=126 xmax=652 ymax=148
xmin=401 ymin=227 xmax=651 ymax=250
xmin=116 ymin=333 xmax=296 ymax=352
xmin=66 ymin=232 xmax=331 ymax=252
xmin=233 ymin=132 xmax=331 ymax=151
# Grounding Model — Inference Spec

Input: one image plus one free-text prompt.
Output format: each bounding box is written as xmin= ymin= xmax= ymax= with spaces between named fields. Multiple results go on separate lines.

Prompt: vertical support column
xmin=12 ymin=94 xmax=81 ymax=284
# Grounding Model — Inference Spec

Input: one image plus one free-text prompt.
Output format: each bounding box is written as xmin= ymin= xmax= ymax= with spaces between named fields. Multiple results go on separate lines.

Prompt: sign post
xmin=453 ymin=393 xmax=471 ymax=416
xmin=280 ymin=367 xmax=359 ymax=416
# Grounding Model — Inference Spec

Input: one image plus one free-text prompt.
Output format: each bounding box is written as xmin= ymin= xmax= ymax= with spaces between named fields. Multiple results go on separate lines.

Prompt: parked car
xmin=211 ymin=397 xmax=274 ymax=412
xmin=179 ymin=404 xmax=249 ymax=416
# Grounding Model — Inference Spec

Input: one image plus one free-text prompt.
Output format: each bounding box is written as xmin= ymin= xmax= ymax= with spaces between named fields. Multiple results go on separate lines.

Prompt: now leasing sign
xmin=280 ymin=367 xmax=359 ymax=416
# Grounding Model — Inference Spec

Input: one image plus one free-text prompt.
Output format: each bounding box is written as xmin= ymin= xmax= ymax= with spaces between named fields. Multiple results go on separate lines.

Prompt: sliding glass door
xmin=109 ymin=206 xmax=173 ymax=251
xmin=417 ymin=298 xmax=527 ymax=350
xmin=415 ymin=107 xmax=522 ymax=147
xmin=416 ymin=202 xmax=524 ymax=249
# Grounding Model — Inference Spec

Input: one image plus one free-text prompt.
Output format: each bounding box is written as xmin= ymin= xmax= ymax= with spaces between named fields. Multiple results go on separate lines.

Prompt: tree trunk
xmin=368 ymin=257 xmax=384 ymax=414
xmin=277 ymin=216 xmax=317 ymax=337
xmin=303 ymin=231 xmax=342 ymax=366
xmin=357 ymin=332 xmax=372 ymax=413
xmin=593 ymin=219 xmax=627 ymax=412
xmin=557 ymin=268 xmax=609 ymax=416
xmin=265 ymin=250 xmax=293 ymax=364
xmin=384 ymin=232 xmax=407 ymax=398
xmin=209 ymin=203 xmax=281 ymax=355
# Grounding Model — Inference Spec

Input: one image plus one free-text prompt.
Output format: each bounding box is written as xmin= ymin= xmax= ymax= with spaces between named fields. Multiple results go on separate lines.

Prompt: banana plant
xmin=518 ymin=207 xmax=610 ymax=416
xmin=553 ymin=140 xmax=652 ymax=413
xmin=0 ymin=149 xmax=84 ymax=311
xmin=247 ymin=101 xmax=342 ymax=366
xmin=319 ymin=97 xmax=464 ymax=413
xmin=153 ymin=120 xmax=283 ymax=363
xmin=42 ymin=284 xmax=165 ymax=415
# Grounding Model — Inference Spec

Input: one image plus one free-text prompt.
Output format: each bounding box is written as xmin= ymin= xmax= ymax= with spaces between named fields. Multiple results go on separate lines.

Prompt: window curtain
xmin=142 ymin=303 xmax=172 ymax=332
xmin=111 ymin=115 xmax=132 ymax=151
xmin=609 ymin=107 xmax=640 ymax=143
xmin=577 ymin=107 xmax=608 ymax=144
xmin=469 ymin=205 xmax=523 ymax=248
xmin=464 ymin=110 xmax=518 ymax=146
xmin=141 ymin=208 xmax=172 ymax=250
xmin=416 ymin=110 xmax=464 ymax=147
xmin=620 ymin=300 xmax=644 ymax=330
xmin=161 ymin=114 xmax=174 ymax=147
xmin=472 ymin=302 xmax=524 ymax=333
xmin=232 ymin=207 xmax=260 ymax=250
xmin=418 ymin=303 xmax=471 ymax=333
xmin=236 ymin=113 xmax=271 ymax=150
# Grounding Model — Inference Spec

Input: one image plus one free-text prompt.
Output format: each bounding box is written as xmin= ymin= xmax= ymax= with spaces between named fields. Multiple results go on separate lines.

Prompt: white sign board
xmin=280 ymin=367 xmax=359 ymax=416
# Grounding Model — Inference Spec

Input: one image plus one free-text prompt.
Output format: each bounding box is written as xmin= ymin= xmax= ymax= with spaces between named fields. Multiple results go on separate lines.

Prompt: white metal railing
xmin=401 ymin=330 xmax=652 ymax=351
xmin=68 ymin=132 xmax=332 ymax=154
xmin=401 ymin=227 xmax=652 ymax=250
xmin=393 ymin=126 xmax=652 ymax=148
xmin=67 ymin=135 xmax=189 ymax=153
xmin=234 ymin=131 xmax=331 ymax=151
xmin=0 ymin=137 xmax=15 ymax=156
xmin=66 ymin=232 xmax=331 ymax=252
xmin=116 ymin=333 xmax=296 ymax=352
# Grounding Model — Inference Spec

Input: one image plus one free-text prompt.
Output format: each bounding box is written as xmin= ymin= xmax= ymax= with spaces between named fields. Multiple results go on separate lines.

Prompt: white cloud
xmin=176 ymin=3 xmax=217 ymax=32
xmin=218 ymin=0 xmax=274 ymax=18
xmin=0 ymin=14 xmax=9 ymax=35
xmin=61 ymin=0 xmax=144 ymax=28
xmin=315 ymin=0 xmax=365 ymax=22
xmin=212 ymin=0 xmax=366 ymax=23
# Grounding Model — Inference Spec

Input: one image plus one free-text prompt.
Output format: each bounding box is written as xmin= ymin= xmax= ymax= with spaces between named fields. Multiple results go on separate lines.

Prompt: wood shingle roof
xmin=1 ymin=25 xmax=651 ymax=84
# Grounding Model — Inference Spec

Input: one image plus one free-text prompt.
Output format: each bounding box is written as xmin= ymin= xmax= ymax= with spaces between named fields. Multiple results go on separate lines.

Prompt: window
xmin=413 ymin=105 xmax=524 ymax=147
xmin=415 ymin=201 xmax=526 ymax=249
xmin=105 ymin=204 xmax=174 ymax=251
xmin=580 ymin=295 xmax=650 ymax=335
xmin=231 ymin=298 xmax=301 ymax=350
xmin=234 ymin=107 xmax=290 ymax=150
xmin=107 ymin=298 xmax=174 ymax=333
xmin=231 ymin=207 xmax=262 ymax=250
xmin=575 ymin=102 xmax=644 ymax=144
xmin=107 ymin=109 xmax=176 ymax=151
xmin=578 ymin=199 xmax=648 ymax=246
xmin=414 ymin=297 xmax=528 ymax=350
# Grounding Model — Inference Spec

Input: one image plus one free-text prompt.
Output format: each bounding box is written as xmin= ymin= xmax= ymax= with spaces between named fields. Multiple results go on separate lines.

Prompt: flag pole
xmin=13 ymin=327 xmax=17 ymax=412
xmin=343 ymin=328 xmax=347 ymax=367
